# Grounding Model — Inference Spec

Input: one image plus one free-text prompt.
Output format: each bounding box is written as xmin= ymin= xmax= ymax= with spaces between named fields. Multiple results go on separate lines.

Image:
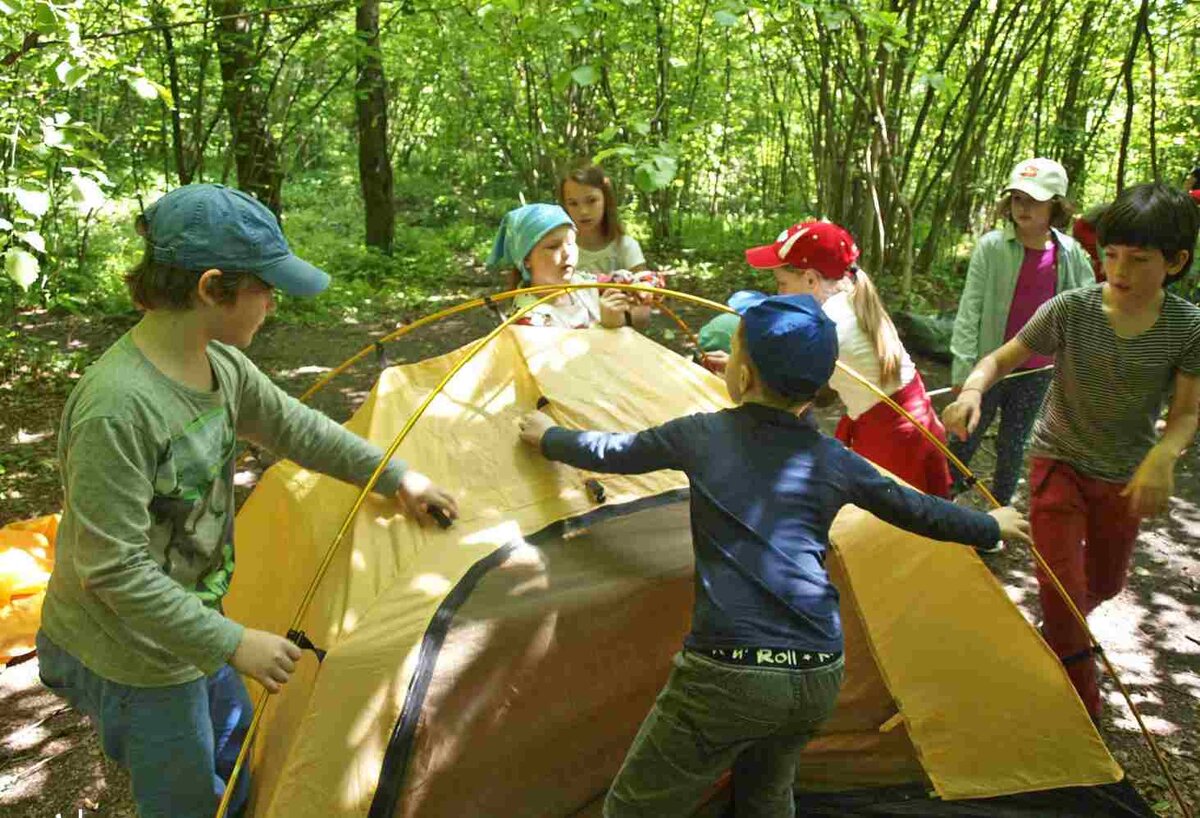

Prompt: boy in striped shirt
xmin=943 ymin=183 xmax=1200 ymax=719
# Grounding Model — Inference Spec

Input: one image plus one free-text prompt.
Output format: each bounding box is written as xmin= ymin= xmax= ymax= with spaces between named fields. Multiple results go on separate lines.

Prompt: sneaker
xmin=975 ymin=539 xmax=1005 ymax=555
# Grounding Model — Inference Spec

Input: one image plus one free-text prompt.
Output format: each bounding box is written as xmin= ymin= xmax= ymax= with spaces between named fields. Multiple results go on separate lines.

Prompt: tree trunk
xmin=1141 ymin=3 xmax=1158 ymax=182
xmin=1116 ymin=0 xmax=1149 ymax=194
xmin=648 ymin=0 xmax=673 ymax=242
xmin=356 ymin=0 xmax=395 ymax=253
xmin=155 ymin=6 xmax=192 ymax=185
xmin=1051 ymin=1 xmax=1098 ymax=189
xmin=213 ymin=0 xmax=284 ymax=214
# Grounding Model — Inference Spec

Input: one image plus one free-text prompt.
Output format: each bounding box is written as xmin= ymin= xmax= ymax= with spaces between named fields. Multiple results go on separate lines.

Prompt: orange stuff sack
xmin=0 ymin=514 xmax=58 ymax=661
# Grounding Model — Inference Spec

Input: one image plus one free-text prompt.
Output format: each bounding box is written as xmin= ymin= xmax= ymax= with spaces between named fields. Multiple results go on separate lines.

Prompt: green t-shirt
xmin=41 ymin=333 xmax=406 ymax=686
xmin=698 ymin=313 xmax=740 ymax=354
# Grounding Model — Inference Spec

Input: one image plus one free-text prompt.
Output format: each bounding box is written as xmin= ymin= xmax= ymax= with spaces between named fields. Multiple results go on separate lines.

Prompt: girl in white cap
xmin=948 ymin=158 xmax=1094 ymax=526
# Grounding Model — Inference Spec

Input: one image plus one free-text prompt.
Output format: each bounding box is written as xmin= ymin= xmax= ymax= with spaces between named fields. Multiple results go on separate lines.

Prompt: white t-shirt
xmin=824 ymin=291 xmax=916 ymax=419
xmin=576 ymin=234 xmax=646 ymax=275
xmin=513 ymin=271 xmax=603 ymax=329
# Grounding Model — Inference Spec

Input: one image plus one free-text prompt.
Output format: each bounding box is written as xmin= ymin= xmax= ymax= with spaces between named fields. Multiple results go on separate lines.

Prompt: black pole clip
xmin=585 ymin=478 xmax=607 ymax=504
xmin=287 ymin=629 xmax=327 ymax=663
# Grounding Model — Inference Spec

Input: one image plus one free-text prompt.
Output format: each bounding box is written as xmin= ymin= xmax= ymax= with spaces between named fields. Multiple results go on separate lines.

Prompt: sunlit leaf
xmin=34 ymin=1 xmax=57 ymax=33
xmin=14 ymin=188 xmax=49 ymax=217
xmin=634 ymin=155 xmax=678 ymax=193
xmin=593 ymin=145 xmax=636 ymax=163
xmin=5 ymin=247 xmax=39 ymax=290
xmin=571 ymin=64 xmax=597 ymax=86
xmin=919 ymin=72 xmax=946 ymax=93
xmin=131 ymin=76 xmax=158 ymax=100
xmin=714 ymin=10 xmax=738 ymax=26
xmin=0 ymin=217 xmax=11 ymax=231
xmin=69 ymin=175 xmax=106 ymax=213
xmin=0 ymin=1 xmax=19 ymax=16
xmin=152 ymin=80 xmax=174 ymax=108
xmin=41 ymin=121 xmax=63 ymax=147
xmin=17 ymin=230 xmax=45 ymax=253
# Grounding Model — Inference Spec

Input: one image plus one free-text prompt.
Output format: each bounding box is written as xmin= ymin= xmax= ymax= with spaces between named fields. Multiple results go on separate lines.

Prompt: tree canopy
xmin=2 ymin=0 xmax=1197 ymax=311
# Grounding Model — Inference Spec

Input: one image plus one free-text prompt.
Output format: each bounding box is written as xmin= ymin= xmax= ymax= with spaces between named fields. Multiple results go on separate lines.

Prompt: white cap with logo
xmin=1004 ymin=158 xmax=1069 ymax=202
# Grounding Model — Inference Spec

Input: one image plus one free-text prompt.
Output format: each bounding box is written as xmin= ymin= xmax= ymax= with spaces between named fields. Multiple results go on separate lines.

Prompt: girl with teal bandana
xmin=487 ymin=203 xmax=635 ymax=329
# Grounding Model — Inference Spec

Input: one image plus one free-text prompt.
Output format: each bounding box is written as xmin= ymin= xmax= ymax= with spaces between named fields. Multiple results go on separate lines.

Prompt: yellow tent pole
xmin=296 ymin=284 xmax=727 ymax=402
xmin=823 ymin=366 xmax=1193 ymax=818
xmin=218 ymin=283 xmax=1190 ymax=818
xmin=216 ymin=288 xmax=570 ymax=818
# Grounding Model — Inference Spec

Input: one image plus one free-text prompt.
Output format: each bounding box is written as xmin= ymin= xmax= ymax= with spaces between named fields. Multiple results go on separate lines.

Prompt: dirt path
xmin=1 ymin=295 xmax=1197 ymax=816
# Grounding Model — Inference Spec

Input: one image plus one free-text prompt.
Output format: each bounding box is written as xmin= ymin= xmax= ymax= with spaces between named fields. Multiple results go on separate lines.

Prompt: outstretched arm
xmin=519 ymin=410 xmax=687 ymax=475
xmin=943 ymin=338 xmax=1034 ymax=441
xmin=843 ymin=448 xmax=1031 ymax=549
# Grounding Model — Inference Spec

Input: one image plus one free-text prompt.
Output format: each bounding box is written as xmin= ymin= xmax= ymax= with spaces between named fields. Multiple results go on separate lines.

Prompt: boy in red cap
xmin=518 ymin=293 xmax=1030 ymax=817
xmin=708 ymin=220 xmax=954 ymax=497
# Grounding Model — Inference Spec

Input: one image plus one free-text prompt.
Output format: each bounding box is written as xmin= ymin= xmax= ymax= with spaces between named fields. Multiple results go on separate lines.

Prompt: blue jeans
xmin=605 ymin=650 xmax=845 ymax=818
xmin=36 ymin=630 xmax=252 ymax=818
xmin=949 ymin=369 xmax=1052 ymax=505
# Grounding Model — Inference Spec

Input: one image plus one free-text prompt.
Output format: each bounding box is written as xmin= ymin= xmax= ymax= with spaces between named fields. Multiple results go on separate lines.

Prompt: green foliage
xmin=2 ymin=0 xmax=1199 ymax=316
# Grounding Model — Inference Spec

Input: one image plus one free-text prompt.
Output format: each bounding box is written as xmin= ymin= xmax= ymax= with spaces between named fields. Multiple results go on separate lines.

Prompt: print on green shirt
xmin=146 ymin=405 xmax=238 ymax=609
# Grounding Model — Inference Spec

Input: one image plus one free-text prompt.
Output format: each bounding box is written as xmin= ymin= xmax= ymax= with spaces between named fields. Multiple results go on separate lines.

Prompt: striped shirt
xmin=1018 ymin=286 xmax=1200 ymax=481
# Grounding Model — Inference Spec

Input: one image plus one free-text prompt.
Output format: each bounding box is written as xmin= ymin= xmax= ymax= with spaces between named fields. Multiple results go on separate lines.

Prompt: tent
xmin=227 ymin=325 xmax=1150 ymax=818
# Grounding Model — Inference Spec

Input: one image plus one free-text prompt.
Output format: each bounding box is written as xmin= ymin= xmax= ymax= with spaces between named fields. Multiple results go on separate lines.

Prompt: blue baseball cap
xmin=728 ymin=291 xmax=838 ymax=398
xmin=141 ymin=184 xmax=330 ymax=297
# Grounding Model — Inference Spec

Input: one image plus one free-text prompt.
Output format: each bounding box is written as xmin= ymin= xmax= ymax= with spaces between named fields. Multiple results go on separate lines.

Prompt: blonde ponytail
xmin=847 ymin=269 xmax=904 ymax=391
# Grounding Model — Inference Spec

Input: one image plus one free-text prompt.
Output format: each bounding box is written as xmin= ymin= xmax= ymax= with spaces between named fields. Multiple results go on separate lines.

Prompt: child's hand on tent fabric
xmin=231 ymin=628 xmax=302 ymax=694
xmin=395 ymin=470 xmax=459 ymax=527
xmin=518 ymin=410 xmax=555 ymax=447
xmin=988 ymin=506 xmax=1032 ymax=547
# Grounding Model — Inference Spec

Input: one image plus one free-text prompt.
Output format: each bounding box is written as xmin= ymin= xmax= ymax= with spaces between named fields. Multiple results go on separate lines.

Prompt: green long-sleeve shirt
xmin=950 ymin=224 xmax=1094 ymax=385
xmin=41 ymin=333 xmax=406 ymax=686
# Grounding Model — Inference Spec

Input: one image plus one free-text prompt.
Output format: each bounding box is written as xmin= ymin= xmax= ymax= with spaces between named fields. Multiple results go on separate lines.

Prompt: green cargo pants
xmin=605 ymin=649 xmax=845 ymax=818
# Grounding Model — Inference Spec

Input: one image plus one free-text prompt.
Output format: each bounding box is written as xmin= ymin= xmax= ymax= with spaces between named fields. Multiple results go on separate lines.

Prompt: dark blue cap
xmin=141 ymin=184 xmax=330 ymax=297
xmin=728 ymin=291 xmax=838 ymax=398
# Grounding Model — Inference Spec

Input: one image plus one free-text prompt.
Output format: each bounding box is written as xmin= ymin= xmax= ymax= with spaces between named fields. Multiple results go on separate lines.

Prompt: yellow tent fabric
xmin=0 ymin=513 xmax=58 ymax=662
xmin=226 ymin=326 xmax=1121 ymax=817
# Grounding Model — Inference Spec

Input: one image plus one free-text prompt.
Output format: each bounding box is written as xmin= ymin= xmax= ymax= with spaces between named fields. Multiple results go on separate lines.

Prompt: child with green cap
xmin=487 ymin=203 xmax=640 ymax=329
xmin=518 ymin=292 xmax=1030 ymax=817
xmin=35 ymin=183 xmax=457 ymax=818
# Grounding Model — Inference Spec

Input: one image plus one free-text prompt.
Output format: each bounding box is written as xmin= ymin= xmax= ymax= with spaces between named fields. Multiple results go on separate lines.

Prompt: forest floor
xmin=1 ymin=269 xmax=1197 ymax=817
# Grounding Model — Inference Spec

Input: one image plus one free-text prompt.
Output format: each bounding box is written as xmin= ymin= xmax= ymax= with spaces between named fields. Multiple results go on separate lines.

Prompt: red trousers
xmin=835 ymin=372 xmax=953 ymax=497
xmin=1028 ymin=458 xmax=1142 ymax=716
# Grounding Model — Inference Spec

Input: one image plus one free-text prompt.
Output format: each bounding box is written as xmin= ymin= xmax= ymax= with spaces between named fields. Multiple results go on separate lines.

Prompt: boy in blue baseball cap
xmin=36 ymin=184 xmax=457 ymax=818
xmin=518 ymin=293 xmax=1029 ymax=817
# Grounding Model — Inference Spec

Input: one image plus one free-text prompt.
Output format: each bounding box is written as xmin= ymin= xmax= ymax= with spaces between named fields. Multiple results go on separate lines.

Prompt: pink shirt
xmin=1005 ymin=244 xmax=1057 ymax=369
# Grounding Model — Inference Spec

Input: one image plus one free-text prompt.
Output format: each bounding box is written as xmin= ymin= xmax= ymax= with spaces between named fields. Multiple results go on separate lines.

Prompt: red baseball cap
xmin=745 ymin=221 xmax=860 ymax=280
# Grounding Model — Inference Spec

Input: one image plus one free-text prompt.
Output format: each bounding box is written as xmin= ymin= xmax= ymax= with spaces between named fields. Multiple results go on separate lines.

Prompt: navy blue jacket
xmin=541 ymin=403 xmax=999 ymax=653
